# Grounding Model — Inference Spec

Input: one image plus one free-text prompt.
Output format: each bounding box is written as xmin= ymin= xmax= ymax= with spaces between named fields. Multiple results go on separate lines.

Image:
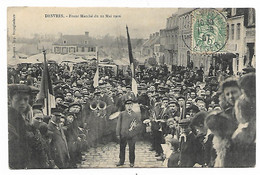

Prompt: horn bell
xmin=90 ymin=101 xmax=98 ymax=111
xmin=98 ymin=101 xmax=107 ymax=110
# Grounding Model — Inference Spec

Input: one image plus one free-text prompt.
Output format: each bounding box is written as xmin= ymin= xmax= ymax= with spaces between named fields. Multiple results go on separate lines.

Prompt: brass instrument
xmin=90 ymin=101 xmax=98 ymax=111
xmin=98 ymin=101 xmax=107 ymax=110
xmin=129 ymin=118 xmax=137 ymax=131
xmin=90 ymin=100 xmax=107 ymax=118
xmin=90 ymin=100 xmax=107 ymax=111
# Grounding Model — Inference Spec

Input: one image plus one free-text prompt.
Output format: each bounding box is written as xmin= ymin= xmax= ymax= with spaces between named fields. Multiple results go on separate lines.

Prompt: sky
xmin=7 ymin=7 xmax=178 ymax=39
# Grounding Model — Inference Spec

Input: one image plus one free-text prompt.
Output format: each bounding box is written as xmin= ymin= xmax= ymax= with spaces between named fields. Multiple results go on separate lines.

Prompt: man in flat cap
xmin=116 ymin=99 xmax=142 ymax=167
xmin=64 ymin=91 xmax=74 ymax=103
xmin=121 ymin=85 xmax=137 ymax=104
xmin=66 ymin=102 xmax=84 ymax=168
xmin=55 ymin=95 xmax=64 ymax=107
xmin=167 ymin=100 xmax=180 ymax=119
xmin=8 ymin=84 xmax=33 ymax=169
xmin=48 ymin=108 xmax=70 ymax=168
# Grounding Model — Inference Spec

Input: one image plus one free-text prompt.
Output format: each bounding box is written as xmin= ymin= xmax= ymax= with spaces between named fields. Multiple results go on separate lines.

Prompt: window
xmin=237 ymin=23 xmax=241 ymax=40
xmin=62 ymin=47 xmax=68 ymax=54
xmin=54 ymin=47 xmax=60 ymax=53
xmin=63 ymin=40 xmax=67 ymax=44
xmin=84 ymin=41 xmax=88 ymax=44
xmin=88 ymin=47 xmax=95 ymax=52
xmin=81 ymin=47 xmax=85 ymax=52
xmin=231 ymin=24 xmax=235 ymax=40
xmin=248 ymin=8 xmax=255 ymax=26
xmin=69 ymin=47 xmax=75 ymax=53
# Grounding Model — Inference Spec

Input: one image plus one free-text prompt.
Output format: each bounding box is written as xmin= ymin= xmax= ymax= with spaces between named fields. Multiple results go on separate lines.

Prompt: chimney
xmin=85 ymin=32 xmax=89 ymax=37
xmin=156 ymin=32 xmax=159 ymax=37
xmin=153 ymin=33 xmax=155 ymax=38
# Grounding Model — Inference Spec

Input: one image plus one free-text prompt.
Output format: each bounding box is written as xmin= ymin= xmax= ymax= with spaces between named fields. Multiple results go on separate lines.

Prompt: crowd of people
xmin=8 ymin=59 xmax=256 ymax=169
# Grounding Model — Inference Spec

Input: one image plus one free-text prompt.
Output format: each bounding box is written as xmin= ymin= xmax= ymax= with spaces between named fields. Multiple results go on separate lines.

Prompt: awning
xmin=212 ymin=52 xmax=236 ymax=58
xmin=113 ymin=59 xmax=129 ymax=66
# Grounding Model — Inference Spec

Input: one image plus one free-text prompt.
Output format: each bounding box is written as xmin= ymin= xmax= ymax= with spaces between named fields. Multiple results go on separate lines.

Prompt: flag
xmin=131 ymin=78 xmax=138 ymax=96
xmin=126 ymin=25 xmax=138 ymax=96
xmin=93 ymin=67 xmax=99 ymax=88
xmin=93 ymin=50 xmax=99 ymax=88
xmin=37 ymin=50 xmax=55 ymax=115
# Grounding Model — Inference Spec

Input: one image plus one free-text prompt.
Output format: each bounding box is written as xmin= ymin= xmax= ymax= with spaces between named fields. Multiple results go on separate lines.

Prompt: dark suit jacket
xmin=116 ymin=110 xmax=142 ymax=139
xmin=179 ymin=132 xmax=201 ymax=167
xmin=48 ymin=122 xmax=70 ymax=168
xmin=168 ymin=152 xmax=180 ymax=167
xmin=8 ymin=107 xmax=30 ymax=169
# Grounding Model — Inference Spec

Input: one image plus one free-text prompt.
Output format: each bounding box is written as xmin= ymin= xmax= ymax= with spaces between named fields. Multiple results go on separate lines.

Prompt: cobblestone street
xmin=78 ymin=141 xmax=164 ymax=168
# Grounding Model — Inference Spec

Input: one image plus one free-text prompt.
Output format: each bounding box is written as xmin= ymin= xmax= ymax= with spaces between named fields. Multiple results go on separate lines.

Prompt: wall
xmin=226 ymin=15 xmax=245 ymax=74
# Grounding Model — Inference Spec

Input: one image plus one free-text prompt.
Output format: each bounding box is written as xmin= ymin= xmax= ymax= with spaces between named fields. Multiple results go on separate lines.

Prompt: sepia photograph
xmin=5 ymin=5 xmax=256 ymax=171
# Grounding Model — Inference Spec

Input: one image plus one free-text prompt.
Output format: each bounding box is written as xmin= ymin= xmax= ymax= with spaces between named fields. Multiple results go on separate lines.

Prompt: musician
xmin=116 ymin=99 xmax=142 ymax=167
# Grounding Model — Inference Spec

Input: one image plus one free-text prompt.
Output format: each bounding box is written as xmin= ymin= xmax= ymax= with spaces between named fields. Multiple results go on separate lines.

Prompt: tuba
xmin=98 ymin=101 xmax=107 ymax=110
xmin=90 ymin=101 xmax=98 ymax=111
xmin=89 ymin=100 xmax=107 ymax=118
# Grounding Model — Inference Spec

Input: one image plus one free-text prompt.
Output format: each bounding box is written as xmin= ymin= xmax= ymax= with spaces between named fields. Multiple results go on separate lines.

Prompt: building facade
xmin=160 ymin=14 xmax=179 ymax=67
xmin=223 ymin=8 xmax=256 ymax=75
xmin=52 ymin=32 xmax=97 ymax=59
xmin=244 ymin=8 xmax=256 ymax=69
xmin=177 ymin=9 xmax=193 ymax=68
xmin=176 ymin=8 xmax=255 ymax=75
xmin=141 ymin=32 xmax=161 ymax=63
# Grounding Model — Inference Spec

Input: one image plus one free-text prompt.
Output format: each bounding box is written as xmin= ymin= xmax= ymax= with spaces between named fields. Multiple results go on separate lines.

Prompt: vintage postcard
xmin=6 ymin=7 xmax=256 ymax=169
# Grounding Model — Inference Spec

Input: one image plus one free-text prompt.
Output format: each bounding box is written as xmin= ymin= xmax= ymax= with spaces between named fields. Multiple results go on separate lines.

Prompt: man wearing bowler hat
xmin=116 ymin=99 xmax=142 ymax=167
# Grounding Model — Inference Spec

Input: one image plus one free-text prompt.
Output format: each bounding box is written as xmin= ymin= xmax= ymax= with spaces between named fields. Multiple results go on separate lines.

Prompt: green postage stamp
xmin=191 ymin=8 xmax=228 ymax=54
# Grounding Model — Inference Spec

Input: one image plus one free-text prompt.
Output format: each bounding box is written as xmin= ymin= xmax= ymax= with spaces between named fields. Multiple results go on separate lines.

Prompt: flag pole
xmin=43 ymin=49 xmax=49 ymax=115
xmin=126 ymin=25 xmax=138 ymax=96
xmin=93 ymin=48 xmax=99 ymax=88
xmin=97 ymin=48 xmax=99 ymax=71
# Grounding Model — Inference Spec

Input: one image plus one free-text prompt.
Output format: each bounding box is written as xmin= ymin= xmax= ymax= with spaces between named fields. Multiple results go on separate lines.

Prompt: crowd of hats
xmin=7 ymin=60 xmax=256 ymax=168
xmin=8 ymin=62 xmax=244 ymax=128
